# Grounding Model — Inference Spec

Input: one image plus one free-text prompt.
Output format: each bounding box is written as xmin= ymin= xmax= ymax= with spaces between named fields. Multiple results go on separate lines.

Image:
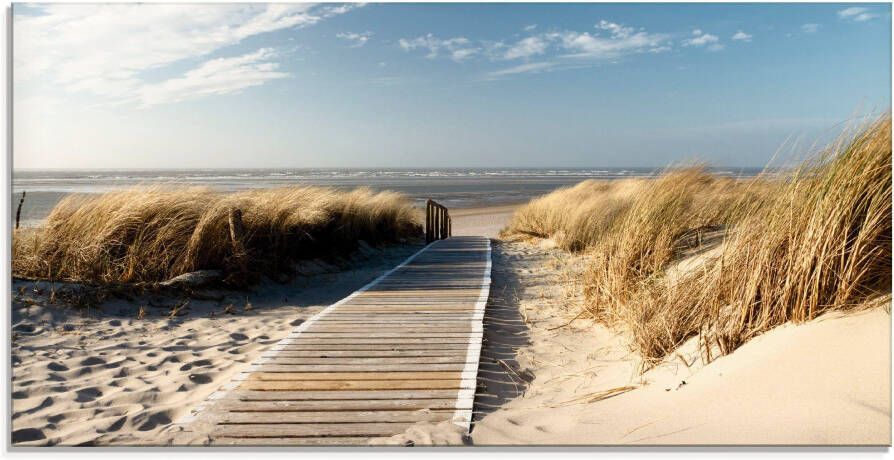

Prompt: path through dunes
xmin=173 ymin=236 xmax=492 ymax=445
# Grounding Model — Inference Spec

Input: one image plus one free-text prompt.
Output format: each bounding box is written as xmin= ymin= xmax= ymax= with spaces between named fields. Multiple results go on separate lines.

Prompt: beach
xmin=10 ymin=198 xmax=893 ymax=446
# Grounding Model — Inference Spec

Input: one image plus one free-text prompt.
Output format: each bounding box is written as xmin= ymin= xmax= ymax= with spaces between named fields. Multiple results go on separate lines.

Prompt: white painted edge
xmin=174 ymin=240 xmax=441 ymax=426
xmin=452 ymin=237 xmax=492 ymax=432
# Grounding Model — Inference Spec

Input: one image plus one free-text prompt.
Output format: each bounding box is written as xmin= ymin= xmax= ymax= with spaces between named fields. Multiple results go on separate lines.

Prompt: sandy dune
xmin=470 ymin=240 xmax=892 ymax=445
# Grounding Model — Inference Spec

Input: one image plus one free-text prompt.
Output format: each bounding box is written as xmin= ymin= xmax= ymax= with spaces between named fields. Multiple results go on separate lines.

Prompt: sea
xmin=11 ymin=168 xmax=763 ymax=227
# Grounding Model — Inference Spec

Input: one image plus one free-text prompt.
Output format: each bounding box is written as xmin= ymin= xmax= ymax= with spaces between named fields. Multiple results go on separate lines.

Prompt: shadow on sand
xmin=471 ymin=239 xmax=534 ymax=428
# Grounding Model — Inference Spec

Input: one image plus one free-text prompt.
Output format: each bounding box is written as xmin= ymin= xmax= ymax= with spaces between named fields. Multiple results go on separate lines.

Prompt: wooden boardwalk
xmin=175 ymin=236 xmax=492 ymax=445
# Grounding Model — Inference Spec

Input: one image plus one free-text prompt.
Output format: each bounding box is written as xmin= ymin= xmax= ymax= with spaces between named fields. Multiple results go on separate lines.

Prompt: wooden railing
xmin=425 ymin=199 xmax=451 ymax=244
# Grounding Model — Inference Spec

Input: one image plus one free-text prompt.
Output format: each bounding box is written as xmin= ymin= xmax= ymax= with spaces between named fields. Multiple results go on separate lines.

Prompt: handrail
xmin=425 ymin=199 xmax=452 ymax=243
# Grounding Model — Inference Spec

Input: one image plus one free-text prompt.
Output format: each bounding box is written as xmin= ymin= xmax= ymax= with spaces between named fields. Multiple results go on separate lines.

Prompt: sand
xmin=10 ymin=243 xmax=423 ymax=446
xmin=470 ymin=239 xmax=892 ymax=445
xmin=450 ymin=204 xmax=519 ymax=239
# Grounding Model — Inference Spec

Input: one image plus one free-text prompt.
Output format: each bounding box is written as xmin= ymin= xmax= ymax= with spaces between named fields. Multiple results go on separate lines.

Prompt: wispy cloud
xmin=838 ymin=6 xmax=877 ymax=22
xmin=15 ymin=3 xmax=358 ymax=107
xmin=484 ymin=61 xmax=556 ymax=79
xmin=523 ymin=24 xmax=538 ymax=32
xmin=399 ymin=34 xmax=480 ymax=62
xmin=801 ymin=23 xmax=821 ymax=34
xmin=731 ymin=30 xmax=752 ymax=42
xmin=337 ymin=31 xmax=373 ymax=47
xmin=135 ymin=48 xmax=288 ymax=108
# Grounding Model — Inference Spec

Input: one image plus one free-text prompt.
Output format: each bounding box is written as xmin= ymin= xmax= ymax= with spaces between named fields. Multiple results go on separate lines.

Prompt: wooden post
xmin=434 ymin=206 xmax=440 ymax=241
xmin=425 ymin=200 xmax=432 ymax=244
xmin=15 ymin=191 xmax=25 ymax=230
xmin=447 ymin=211 xmax=451 ymax=237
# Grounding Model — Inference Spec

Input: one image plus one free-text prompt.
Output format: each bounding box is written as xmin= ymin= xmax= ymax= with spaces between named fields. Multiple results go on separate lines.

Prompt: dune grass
xmin=503 ymin=115 xmax=891 ymax=366
xmin=12 ymin=186 xmax=421 ymax=285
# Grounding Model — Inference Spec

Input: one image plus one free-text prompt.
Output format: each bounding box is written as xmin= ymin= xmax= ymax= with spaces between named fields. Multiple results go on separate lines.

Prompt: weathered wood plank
xmin=246 ymin=371 xmax=462 ymax=381
xmin=213 ymin=422 xmax=421 ymax=438
xmin=211 ymin=436 xmax=375 ymax=446
xmin=218 ymin=399 xmax=465 ymax=412
xmin=263 ymin=350 xmax=468 ymax=358
xmin=260 ymin=357 xmax=470 ymax=365
xmin=272 ymin=344 xmax=471 ymax=351
xmin=221 ymin=410 xmax=453 ymax=424
xmin=226 ymin=390 xmax=462 ymax=401
xmin=249 ymin=363 xmax=467 ymax=372
xmin=238 ymin=379 xmax=469 ymax=391
xmin=280 ymin=338 xmax=475 ymax=345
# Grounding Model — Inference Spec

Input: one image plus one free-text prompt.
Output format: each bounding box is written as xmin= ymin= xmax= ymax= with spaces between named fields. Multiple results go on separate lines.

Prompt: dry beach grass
xmin=503 ymin=115 xmax=892 ymax=366
xmin=12 ymin=186 xmax=421 ymax=285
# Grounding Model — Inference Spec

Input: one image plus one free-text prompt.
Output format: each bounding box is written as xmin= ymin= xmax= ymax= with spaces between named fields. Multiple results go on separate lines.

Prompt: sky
xmin=12 ymin=2 xmax=892 ymax=169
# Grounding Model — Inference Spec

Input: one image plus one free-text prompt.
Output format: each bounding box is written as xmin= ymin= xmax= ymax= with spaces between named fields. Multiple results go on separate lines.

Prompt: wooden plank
xmin=260 ymin=357 xmax=470 ymax=365
xmin=280 ymin=338 xmax=475 ymax=345
xmin=226 ymin=390 xmax=462 ymax=401
xmin=213 ymin=422 xmax=418 ymax=438
xmin=263 ymin=350 xmax=468 ymax=358
xmin=273 ymin=344 xmax=471 ymax=351
xmin=246 ymin=371 xmax=461 ymax=381
xmin=291 ymin=332 xmax=478 ymax=338
xmin=218 ymin=399 xmax=465 ymax=412
xmin=220 ymin=410 xmax=453 ymax=424
xmin=238 ymin=379 xmax=468 ymax=391
xmin=250 ymin=363 xmax=467 ymax=372
xmin=212 ymin=436 xmax=375 ymax=446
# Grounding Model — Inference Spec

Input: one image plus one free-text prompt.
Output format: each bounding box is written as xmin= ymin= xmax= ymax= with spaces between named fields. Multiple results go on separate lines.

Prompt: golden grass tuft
xmin=503 ymin=114 xmax=891 ymax=366
xmin=12 ymin=186 xmax=421 ymax=285
xmin=700 ymin=115 xmax=891 ymax=356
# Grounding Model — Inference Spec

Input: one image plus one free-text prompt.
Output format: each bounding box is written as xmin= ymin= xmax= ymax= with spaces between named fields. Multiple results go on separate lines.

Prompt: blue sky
xmin=13 ymin=2 xmax=891 ymax=169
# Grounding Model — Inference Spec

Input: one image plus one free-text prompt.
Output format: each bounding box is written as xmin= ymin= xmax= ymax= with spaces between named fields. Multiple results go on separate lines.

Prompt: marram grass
xmin=12 ymin=186 xmax=421 ymax=285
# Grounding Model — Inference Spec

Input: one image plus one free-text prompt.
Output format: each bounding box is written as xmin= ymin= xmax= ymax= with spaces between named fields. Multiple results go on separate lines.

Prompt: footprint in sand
xmin=80 ymin=356 xmax=106 ymax=366
xmin=179 ymin=359 xmax=212 ymax=371
xmin=74 ymin=387 xmax=103 ymax=403
xmin=188 ymin=374 xmax=212 ymax=384
xmin=133 ymin=411 xmax=171 ymax=431
xmin=47 ymin=362 xmax=68 ymax=372
xmin=229 ymin=332 xmax=248 ymax=341
xmin=12 ymin=427 xmax=45 ymax=443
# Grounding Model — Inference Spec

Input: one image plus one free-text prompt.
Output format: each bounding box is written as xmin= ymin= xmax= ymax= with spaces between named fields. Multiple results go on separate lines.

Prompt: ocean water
xmin=11 ymin=168 xmax=762 ymax=227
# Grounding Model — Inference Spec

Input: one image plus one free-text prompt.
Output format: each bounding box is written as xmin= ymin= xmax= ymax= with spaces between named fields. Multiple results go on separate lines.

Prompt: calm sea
xmin=11 ymin=168 xmax=762 ymax=227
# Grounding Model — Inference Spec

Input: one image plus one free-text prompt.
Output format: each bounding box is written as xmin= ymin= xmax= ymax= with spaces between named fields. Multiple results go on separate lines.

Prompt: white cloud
xmin=683 ymin=29 xmax=721 ymax=49
xmin=801 ymin=23 xmax=821 ymax=33
xmin=337 ymin=31 xmax=373 ymax=47
xmin=135 ymin=48 xmax=288 ymax=108
xmin=524 ymin=24 xmax=538 ymax=32
xmin=731 ymin=31 xmax=752 ymax=42
xmin=503 ymin=36 xmax=549 ymax=60
xmin=838 ymin=7 xmax=877 ymax=22
xmin=398 ymin=34 xmax=480 ymax=62
xmin=15 ymin=3 xmax=356 ymax=106
xmin=554 ymin=23 xmax=671 ymax=59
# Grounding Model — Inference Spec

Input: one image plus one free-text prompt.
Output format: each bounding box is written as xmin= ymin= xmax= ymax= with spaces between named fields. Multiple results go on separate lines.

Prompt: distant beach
xmin=11 ymin=168 xmax=762 ymax=227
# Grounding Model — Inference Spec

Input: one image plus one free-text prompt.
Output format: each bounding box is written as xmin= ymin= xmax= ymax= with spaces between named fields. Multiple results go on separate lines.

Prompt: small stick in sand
xmin=15 ymin=191 xmax=25 ymax=229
